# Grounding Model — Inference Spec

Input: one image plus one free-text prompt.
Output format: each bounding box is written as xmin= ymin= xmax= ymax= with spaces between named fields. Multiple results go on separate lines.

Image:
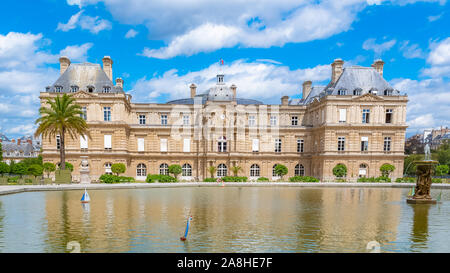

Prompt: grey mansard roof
xmin=47 ymin=63 xmax=123 ymax=93
xmin=166 ymin=94 xmax=263 ymax=105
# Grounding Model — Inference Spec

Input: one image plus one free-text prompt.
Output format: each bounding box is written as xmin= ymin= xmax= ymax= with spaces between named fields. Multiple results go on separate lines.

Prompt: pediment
xmin=72 ymin=90 xmax=96 ymax=98
xmin=352 ymin=93 xmax=384 ymax=102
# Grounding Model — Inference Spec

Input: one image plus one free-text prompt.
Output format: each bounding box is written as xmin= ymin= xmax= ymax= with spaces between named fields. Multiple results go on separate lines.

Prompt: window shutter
xmin=138 ymin=138 xmax=145 ymax=151
xmin=252 ymin=139 xmax=259 ymax=152
xmin=183 ymin=138 xmax=190 ymax=152
xmin=160 ymin=138 xmax=167 ymax=152
xmin=80 ymin=135 xmax=88 ymax=149
xmin=104 ymin=135 xmax=112 ymax=149
xmin=339 ymin=109 xmax=346 ymax=122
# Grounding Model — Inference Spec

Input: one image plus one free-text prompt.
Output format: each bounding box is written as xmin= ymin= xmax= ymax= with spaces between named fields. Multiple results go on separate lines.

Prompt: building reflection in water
xmin=409 ymin=204 xmax=431 ymax=251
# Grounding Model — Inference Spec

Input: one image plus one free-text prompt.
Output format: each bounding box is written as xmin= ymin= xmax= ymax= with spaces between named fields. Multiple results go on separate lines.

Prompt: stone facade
xmin=39 ymin=56 xmax=408 ymax=182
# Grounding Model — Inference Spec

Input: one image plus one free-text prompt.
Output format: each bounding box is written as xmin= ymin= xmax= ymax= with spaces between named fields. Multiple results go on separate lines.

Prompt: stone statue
xmin=424 ymin=143 xmax=431 ymax=161
xmin=414 ymin=165 xmax=432 ymax=199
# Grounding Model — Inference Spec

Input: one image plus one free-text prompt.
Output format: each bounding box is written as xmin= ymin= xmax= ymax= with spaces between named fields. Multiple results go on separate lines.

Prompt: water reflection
xmin=0 ymin=187 xmax=448 ymax=252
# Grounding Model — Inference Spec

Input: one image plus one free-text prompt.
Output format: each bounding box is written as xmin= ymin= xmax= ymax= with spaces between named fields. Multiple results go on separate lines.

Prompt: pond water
xmin=0 ymin=187 xmax=449 ymax=253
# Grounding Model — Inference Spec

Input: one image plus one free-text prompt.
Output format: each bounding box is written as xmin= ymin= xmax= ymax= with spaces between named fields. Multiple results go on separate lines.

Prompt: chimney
xmin=12 ymin=139 xmax=15 ymax=143
xmin=372 ymin=59 xmax=384 ymax=76
xmin=302 ymin=81 xmax=312 ymax=99
xmin=18 ymin=139 xmax=21 ymax=145
xmin=331 ymin=58 xmax=344 ymax=84
xmin=102 ymin=56 xmax=113 ymax=80
xmin=59 ymin=56 xmax=71 ymax=75
xmin=115 ymin=77 xmax=124 ymax=88
xmin=190 ymin=84 xmax=197 ymax=98
xmin=27 ymin=139 xmax=32 ymax=145
xmin=230 ymin=84 xmax=237 ymax=99
xmin=281 ymin=96 xmax=289 ymax=106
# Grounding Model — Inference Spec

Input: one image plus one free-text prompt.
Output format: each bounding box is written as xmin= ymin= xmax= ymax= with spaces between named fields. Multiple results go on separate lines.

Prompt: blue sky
xmin=0 ymin=0 xmax=449 ymax=138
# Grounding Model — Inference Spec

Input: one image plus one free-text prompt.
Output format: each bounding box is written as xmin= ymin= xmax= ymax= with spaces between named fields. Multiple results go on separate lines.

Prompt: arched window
xmin=217 ymin=164 xmax=227 ymax=177
xmin=137 ymin=163 xmax=147 ymax=177
xmin=182 ymin=163 xmax=192 ymax=176
xmin=272 ymin=164 xmax=279 ymax=177
xmin=359 ymin=163 xmax=368 ymax=178
xmin=295 ymin=164 xmax=305 ymax=176
xmin=104 ymin=162 xmax=112 ymax=174
xmin=250 ymin=164 xmax=260 ymax=177
xmin=218 ymin=136 xmax=227 ymax=152
xmin=159 ymin=163 xmax=169 ymax=175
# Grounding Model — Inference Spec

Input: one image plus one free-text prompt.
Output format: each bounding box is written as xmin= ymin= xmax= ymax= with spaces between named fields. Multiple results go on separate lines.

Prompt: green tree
xmin=12 ymin=162 xmax=28 ymax=178
xmin=0 ymin=143 xmax=2 ymax=161
xmin=435 ymin=165 xmax=449 ymax=176
xmin=208 ymin=166 xmax=217 ymax=178
xmin=274 ymin=164 xmax=288 ymax=180
xmin=333 ymin=164 xmax=347 ymax=178
xmin=380 ymin=163 xmax=395 ymax=177
xmin=58 ymin=162 xmax=74 ymax=172
xmin=21 ymin=155 xmax=43 ymax=167
xmin=111 ymin=163 xmax=126 ymax=176
xmin=0 ymin=162 xmax=10 ymax=176
xmin=168 ymin=164 xmax=182 ymax=179
xmin=34 ymin=94 xmax=88 ymax=170
xmin=43 ymin=162 xmax=56 ymax=178
xmin=28 ymin=164 xmax=43 ymax=178
xmin=231 ymin=166 xmax=242 ymax=177
xmin=436 ymin=141 xmax=450 ymax=166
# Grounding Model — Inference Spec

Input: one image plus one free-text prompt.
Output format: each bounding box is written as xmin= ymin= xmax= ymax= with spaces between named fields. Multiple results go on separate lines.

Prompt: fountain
xmin=406 ymin=144 xmax=438 ymax=204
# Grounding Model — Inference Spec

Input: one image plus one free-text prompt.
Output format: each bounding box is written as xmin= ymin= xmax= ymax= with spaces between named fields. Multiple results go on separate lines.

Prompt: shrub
xmin=333 ymin=164 xmax=347 ymax=178
xmin=395 ymin=177 xmax=415 ymax=183
xmin=432 ymin=178 xmax=442 ymax=184
xmin=168 ymin=164 xmax=182 ymax=179
xmin=0 ymin=162 xmax=10 ymax=176
xmin=24 ymin=178 xmax=33 ymax=184
xmin=58 ymin=162 xmax=74 ymax=172
xmin=146 ymin=174 xmax=177 ymax=183
xmin=257 ymin=177 xmax=269 ymax=182
xmin=222 ymin=176 xmax=247 ymax=182
xmin=435 ymin=165 xmax=449 ymax=176
xmin=380 ymin=163 xmax=395 ymax=178
xmin=28 ymin=164 xmax=43 ymax=177
xmin=43 ymin=162 xmax=56 ymax=178
xmin=7 ymin=176 xmax=19 ymax=183
xmin=289 ymin=176 xmax=319 ymax=182
xmin=357 ymin=176 xmax=391 ymax=183
xmin=274 ymin=164 xmax=288 ymax=180
xmin=203 ymin=178 xmax=217 ymax=182
xmin=335 ymin=178 xmax=347 ymax=182
xmin=111 ymin=163 xmax=126 ymax=176
xmin=11 ymin=162 xmax=28 ymax=177
xmin=99 ymin=174 xmax=135 ymax=183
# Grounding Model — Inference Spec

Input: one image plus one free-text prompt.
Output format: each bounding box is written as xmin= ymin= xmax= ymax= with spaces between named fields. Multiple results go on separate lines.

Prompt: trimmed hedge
xmin=99 ymin=174 xmax=135 ymax=183
xmin=395 ymin=177 xmax=416 ymax=183
xmin=146 ymin=174 xmax=177 ymax=183
xmin=289 ymin=176 xmax=319 ymax=182
xmin=203 ymin=178 xmax=217 ymax=182
xmin=357 ymin=176 xmax=391 ymax=183
xmin=432 ymin=178 xmax=443 ymax=183
xmin=257 ymin=177 xmax=269 ymax=182
xmin=221 ymin=176 xmax=247 ymax=182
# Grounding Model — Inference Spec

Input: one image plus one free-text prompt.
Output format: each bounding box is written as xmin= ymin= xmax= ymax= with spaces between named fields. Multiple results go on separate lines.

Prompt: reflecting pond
xmin=0 ymin=187 xmax=449 ymax=253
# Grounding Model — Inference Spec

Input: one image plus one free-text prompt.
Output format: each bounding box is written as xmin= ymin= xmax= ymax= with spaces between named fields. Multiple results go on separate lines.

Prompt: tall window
xmin=295 ymin=164 xmax=305 ymax=176
xmin=161 ymin=114 xmax=168 ymax=125
xmin=272 ymin=164 xmax=279 ymax=177
xmin=250 ymin=164 xmax=260 ymax=177
xmin=248 ymin=115 xmax=256 ymax=127
xmin=359 ymin=164 xmax=368 ymax=178
xmin=338 ymin=137 xmax=345 ymax=151
xmin=182 ymin=164 xmax=192 ymax=176
xmin=217 ymin=164 xmax=227 ymax=177
xmin=291 ymin=116 xmax=298 ymax=126
xmin=361 ymin=137 xmax=368 ymax=152
xmin=275 ymin=139 xmax=282 ymax=153
xmin=218 ymin=136 xmax=227 ymax=152
xmin=56 ymin=135 xmax=61 ymax=150
xmin=80 ymin=106 xmax=87 ymax=120
xmin=252 ymin=139 xmax=259 ymax=152
xmin=104 ymin=135 xmax=112 ymax=150
xmin=339 ymin=109 xmax=346 ymax=123
xmin=160 ymin=163 xmax=169 ymax=175
xmin=160 ymin=138 xmax=168 ymax=152
xmin=104 ymin=163 xmax=112 ymax=174
xmin=139 ymin=114 xmax=146 ymax=125
xmin=270 ymin=116 xmax=277 ymax=126
xmin=297 ymin=139 xmax=304 ymax=153
xmin=362 ymin=109 xmax=370 ymax=124
xmin=183 ymin=115 xmax=190 ymax=125
xmin=80 ymin=134 xmax=88 ymax=150
xmin=137 ymin=163 xmax=147 ymax=177
xmin=385 ymin=109 xmax=393 ymax=124
xmin=384 ymin=137 xmax=391 ymax=151
xmin=137 ymin=138 xmax=145 ymax=152
xmin=103 ymin=107 xmax=111 ymax=121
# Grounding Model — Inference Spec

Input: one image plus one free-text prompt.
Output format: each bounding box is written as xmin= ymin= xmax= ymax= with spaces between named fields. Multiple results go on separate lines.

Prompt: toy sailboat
xmin=81 ymin=188 xmax=90 ymax=203
xmin=408 ymin=187 xmax=415 ymax=197
xmin=180 ymin=215 xmax=192 ymax=241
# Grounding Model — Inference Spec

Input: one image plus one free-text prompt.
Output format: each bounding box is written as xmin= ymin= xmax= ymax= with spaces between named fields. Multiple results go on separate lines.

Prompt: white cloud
xmin=399 ymin=41 xmax=425 ymax=59
xmin=125 ymin=29 xmax=138 ymax=39
xmin=131 ymin=59 xmax=331 ymax=103
xmin=57 ymin=10 xmax=112 ymax=34
xmin=421 ymin=37 xmax=450 ymax=78
xmin=362 ymin=38 xmax=397 ymax=57
xmin=59 ymin=43 xmax=93 ymax=62
xmin=427 ymin=12 xmax=444 ymax=22
xmin=5 ymin=124 xmax=36 ymax=135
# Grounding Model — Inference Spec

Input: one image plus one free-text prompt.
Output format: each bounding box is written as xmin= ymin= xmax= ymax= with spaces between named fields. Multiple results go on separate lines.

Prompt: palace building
xmin=39 ymin=56 xmax=408 ymax=182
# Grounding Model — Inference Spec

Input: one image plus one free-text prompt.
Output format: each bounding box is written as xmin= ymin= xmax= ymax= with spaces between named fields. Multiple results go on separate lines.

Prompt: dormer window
xmin=217 ymin=74 xmax=224 ymax=84
xmin=353 ymin=88 xmax=362 ymax=96
xmin=368 ymin=88 xmax=378 ymax=95
xmin=46 ymin=86 xmax=51 ymax=92
xmin=103 ymin=86 xmax=111 ymax=93
xmin=70 ymin=85 xmax=79 ymax=93
xmin=55 ymin=86 xmax=63 ymax=93
xmin=87 ymin=86 xmax=94 ymax=93
xmin=337 ymin=89 xmax=347 ymax=95
xmin=383 ymin=89 xmax=393 ymax=96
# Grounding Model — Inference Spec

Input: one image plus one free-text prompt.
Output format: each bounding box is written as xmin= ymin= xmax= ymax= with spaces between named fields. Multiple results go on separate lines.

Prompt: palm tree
xmin=35 ymin=94 xmax=88 ymax=170
xmin=231 ymin=165 xmax=242 ymax=177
